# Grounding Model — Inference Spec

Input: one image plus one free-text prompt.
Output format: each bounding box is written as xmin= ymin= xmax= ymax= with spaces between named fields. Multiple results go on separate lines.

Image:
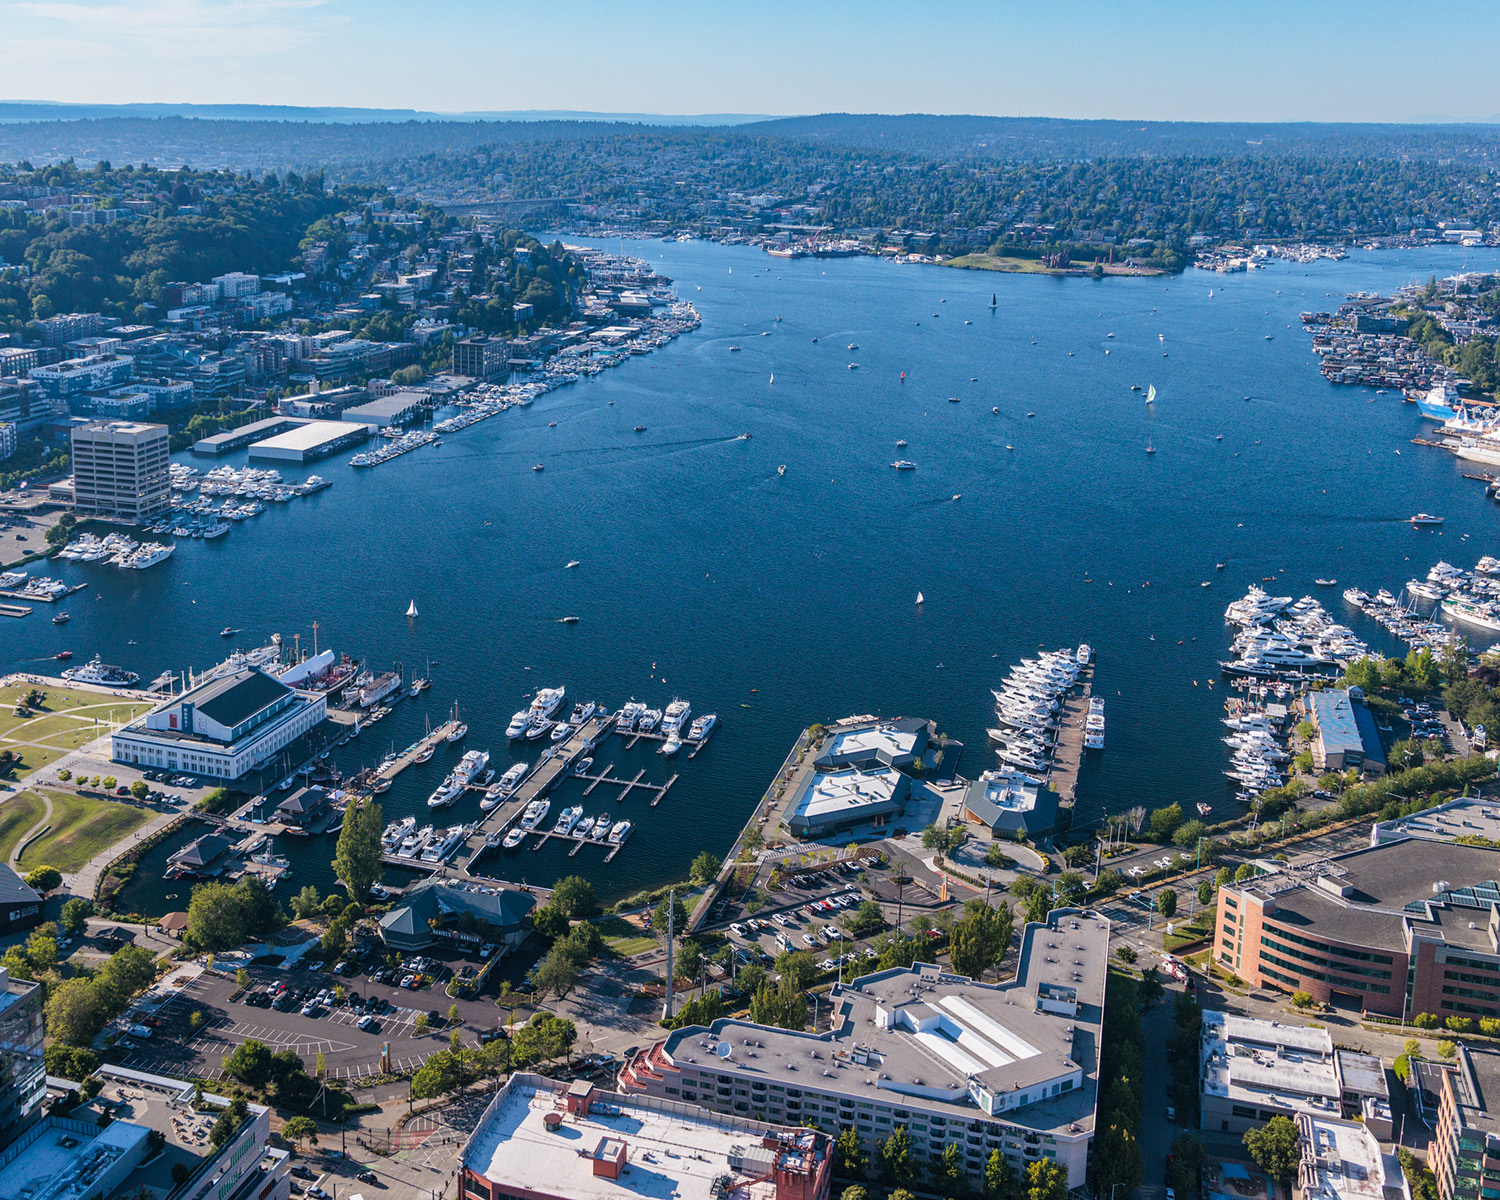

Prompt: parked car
xmin=356 ymin=1015 xmax=377 ymax=1032
xmin=290 ymin=1167 xmax=316 ymax=1181
xmin=357 ymin=1172 xmax=378 ymax=1184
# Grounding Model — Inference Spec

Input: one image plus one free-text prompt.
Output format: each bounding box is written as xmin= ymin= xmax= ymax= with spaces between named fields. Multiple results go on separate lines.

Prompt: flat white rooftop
xmin=972 ymin=771 xmax=1041 ymax=813
xmin=465 ymin=1076 xmax=783 ymax=1200
xmin=1296 ymin=1114 xmax=1405 ymax=1200
xmin=792 ymin=765 xmax=900 ymax=823
xmin=248 ymin=420 xmax=366 ymax=462
xmin=1201 ymin=1012 xmax=1340 ymax=1113
xmin=825 ymin=723 xmax=919 ymax=761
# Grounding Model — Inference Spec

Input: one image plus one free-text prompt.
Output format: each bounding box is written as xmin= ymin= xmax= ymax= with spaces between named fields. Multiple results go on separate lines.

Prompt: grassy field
xmin=0 ymin=690 xmax=152 ymax=777
xmin=0 ymin=792 xmax=46 ymax=863
xmin=18 ymin=789 xmax=151 ymax=873
xmin=595 ymin=915 xmax=657 ymax=957
xmin=942 ymin=254 xmax=1058 ymax=274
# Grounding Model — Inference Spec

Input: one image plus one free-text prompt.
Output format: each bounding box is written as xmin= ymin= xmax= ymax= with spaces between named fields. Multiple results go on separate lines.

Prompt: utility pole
xmin=661 ymin=889 xmax=675 ymax=1022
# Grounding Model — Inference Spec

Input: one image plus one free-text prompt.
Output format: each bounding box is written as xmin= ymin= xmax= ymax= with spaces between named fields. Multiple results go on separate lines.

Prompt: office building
xmin=0 ymin=1068 xmax=288 ymax=1200
xmin=1214 ymin=840 xmax=1500 ymax=1019
xmin=462 ymin=1074 xmax=832 ymax=1200
xmin=0 ymin=423 xmax=14 ymax=461
xmin=452 ymin=335 xmax=508 ymax=381
xmin=111 ymin=666 xmax=327 ymax=780
xmin=1432 ymin=1046 xmax=1500 ymax=1200
xmin=1293 ymin=1114 xmax=1408 ymax=1200
xmin=1199 ymin=1012 xmax=1340 ymax=1134
xmin=621 ymin=909 xmax=1108 ymax=1190
xmin=68 ymin=420 xmax=170 ymax=521
xmin=0 ymin=967 xmax=45 ymax=1143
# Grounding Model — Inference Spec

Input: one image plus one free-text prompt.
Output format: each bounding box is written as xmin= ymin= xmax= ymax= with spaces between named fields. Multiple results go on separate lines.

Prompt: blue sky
xmin=1 ymin=0 xmax=1498 ymax=122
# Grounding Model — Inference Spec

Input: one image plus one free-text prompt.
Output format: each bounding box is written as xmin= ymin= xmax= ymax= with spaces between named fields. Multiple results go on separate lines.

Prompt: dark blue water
xmin=10 ymin=240 xmax=1500 ymax=913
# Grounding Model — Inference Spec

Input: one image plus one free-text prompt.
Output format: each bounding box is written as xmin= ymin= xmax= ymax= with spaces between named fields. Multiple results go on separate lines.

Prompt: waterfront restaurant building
xmin=1214 ymin=840 xmax=1500 ymax=1018
xmin=111 ymin=666 xmax=327 ymax=781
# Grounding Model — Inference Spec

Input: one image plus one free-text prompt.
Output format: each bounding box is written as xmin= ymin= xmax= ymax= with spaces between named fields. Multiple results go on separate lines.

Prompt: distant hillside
xmin=737 ymin=113 xmax=1500 ymax=161
xmin=0 ymin=102 xmax=765 ymax=126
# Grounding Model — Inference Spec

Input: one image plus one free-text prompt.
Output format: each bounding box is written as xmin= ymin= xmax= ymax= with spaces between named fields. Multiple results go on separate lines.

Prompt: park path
xmin=65 ymin=807 xmax=183 ymax=898
xmin=9 ymin=790 xmax=52 ymax=871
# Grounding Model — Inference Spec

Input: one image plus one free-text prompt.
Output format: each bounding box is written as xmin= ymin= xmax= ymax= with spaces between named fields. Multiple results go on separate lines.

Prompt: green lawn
xmin=18 ymin=790 xmax=151 ymax=873
xmin=595 ymin=915 xmax=657 ymax=956
xmin=942 ymin=254 xmax=1058 ymax=274
xmin=0 ymin=792 xmax=46 ymax=862
xmin=0 ymin=743 xmax=67 ymax=775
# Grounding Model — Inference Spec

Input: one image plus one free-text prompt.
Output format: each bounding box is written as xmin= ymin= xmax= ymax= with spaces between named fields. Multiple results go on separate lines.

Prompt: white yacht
xmin=661 ymin=698 xmax=691 ymax=735
xmin=526 ymin=719 xmax=555 ymax=741
xmin=1406 ymin=579 xmax=1447 ymax=602
xmin=421 ymin=825 xmax=468 ymax=863
xmin=607 ymin=820 xmax=632 ymax=845
xmin=591 ymin=814 xmax=613 ymax=840
xmin=518 ymin=799 xmax=551 ymax=830
xmin=619 ymin=701 xmax=646 ymax=730
xmin=639 ymin=709 xmax=663 ymax=732
xmin=61 ymin=656 xmax=140 ymax=687
xmin=399 ymin=825 xmax=435 ymax=857
xmin=553 ymin=806 xmax=583 ymax=835
xmin=502 ymin=827 xmax=528 ymax=849
xmin=529 ymin=686 xmax=566 ymax=721
xmin=688 ymin=713 xmax=717 ymax=740
xmin=428 ymin=749 xmax=490 ymax=808
xmin=381 ymin=816 xmax=416 ymax=851
xmin=505 ymin=709 xmax=532 ymax=739
xmin=662 ymin=728 xmax=683 ymax=756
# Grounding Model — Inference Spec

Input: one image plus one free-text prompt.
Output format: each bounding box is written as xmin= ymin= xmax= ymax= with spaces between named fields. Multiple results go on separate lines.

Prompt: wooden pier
xmin=372 ymin=719 xmax=459 ymax=786
xmin=1043 ymin=666 xmax=1094 ymax=805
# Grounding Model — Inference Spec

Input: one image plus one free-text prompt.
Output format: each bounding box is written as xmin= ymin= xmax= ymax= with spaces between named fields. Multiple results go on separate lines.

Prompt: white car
xmin=729 ymin=923 xmax=748 ymax=938
xmin=128 ymin=1024 xmax=152 ymax=1039
xmin=801 ymin=933 xmax=819 ymax=948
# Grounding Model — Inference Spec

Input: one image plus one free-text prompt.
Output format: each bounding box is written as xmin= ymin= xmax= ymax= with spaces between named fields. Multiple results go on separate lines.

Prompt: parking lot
xmin=108 ymin=954 xmax=512 ymax=1083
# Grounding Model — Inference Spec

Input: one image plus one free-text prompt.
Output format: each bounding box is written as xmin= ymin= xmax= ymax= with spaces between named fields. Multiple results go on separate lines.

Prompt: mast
xmin=662 ymin=888 xmax=676 ymax=1021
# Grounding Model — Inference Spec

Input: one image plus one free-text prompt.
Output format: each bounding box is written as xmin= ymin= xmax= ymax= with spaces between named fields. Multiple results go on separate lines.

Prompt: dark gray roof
xmin=0 ymin=864 xmax=41 ymax=907
xmin=277 ymin=787 xmax=328 ymax=816
xmin=189 ymin=668 xmax=291 ymax=728
xmin=378 ymin=881 xmax=536 ymax=944
xmin=175 ymin=833 xmax=232 ymax=868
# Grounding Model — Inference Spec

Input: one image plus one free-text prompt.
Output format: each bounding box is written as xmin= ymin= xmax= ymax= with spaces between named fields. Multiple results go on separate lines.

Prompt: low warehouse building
xmin=247 ymin=420 xmax=369 ymax=463
xmin=378 ymin=879 xmax=535 ymax=953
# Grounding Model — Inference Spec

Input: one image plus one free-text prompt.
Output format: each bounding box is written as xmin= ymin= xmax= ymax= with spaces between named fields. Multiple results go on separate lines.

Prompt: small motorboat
xmin=51 ymin=612 xmax=70 ymax=625
xmin=634 ymin=425 xmax=646 ymax=432
xmin=532 ymin=464 xmax=545 ymax=472
xmin=54 ymin=650 xmax=72 ymax=661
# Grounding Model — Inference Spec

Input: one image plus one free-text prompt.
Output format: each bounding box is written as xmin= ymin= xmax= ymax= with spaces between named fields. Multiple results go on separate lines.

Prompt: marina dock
xmin=367 ymin=717 xmax=458 ymax=789
xmin=1044 ymin=665 xmax=1094 ymax=804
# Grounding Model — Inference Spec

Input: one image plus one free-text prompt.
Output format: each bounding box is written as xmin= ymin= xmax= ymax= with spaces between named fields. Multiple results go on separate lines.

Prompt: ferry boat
xmin=607 ymin=820 xmax=632 ymax=845
xmin=61 ymin=655 xmax=140 ymax=687
xmin=1417 ymin=383 xmax=1463 ymax=421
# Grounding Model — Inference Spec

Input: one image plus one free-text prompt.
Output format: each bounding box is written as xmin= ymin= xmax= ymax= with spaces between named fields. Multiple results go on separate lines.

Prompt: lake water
xmin=10 ymin=239 xmax=1500 ymax=914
